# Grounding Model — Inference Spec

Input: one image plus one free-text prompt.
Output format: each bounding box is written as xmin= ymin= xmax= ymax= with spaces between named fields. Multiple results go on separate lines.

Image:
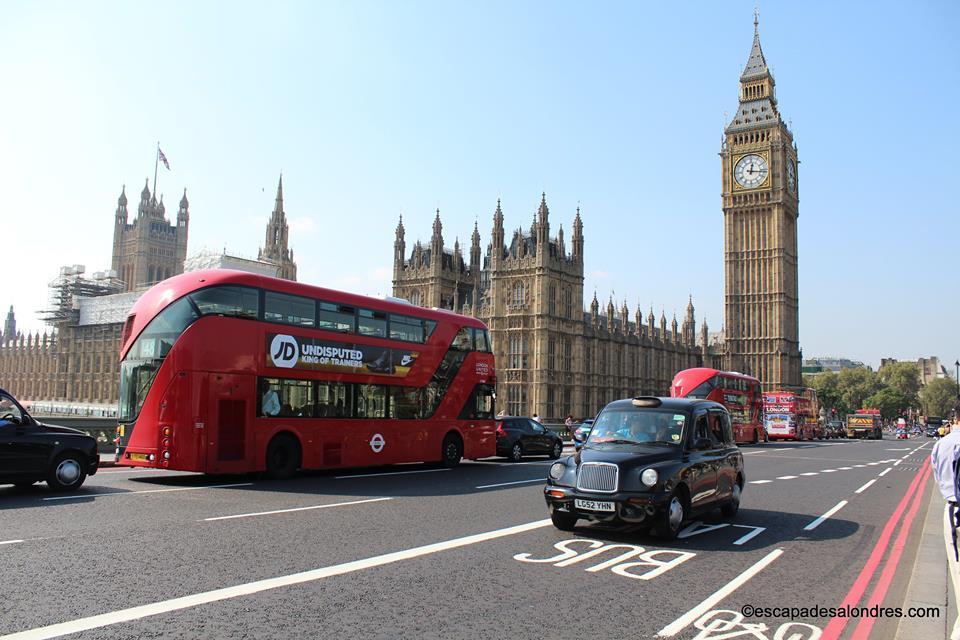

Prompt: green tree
xmin=805 ymin=372 xmax=845 ymax=415
xmin=864 ymin=387 xmax=911 ymax=420
xmin=920 ymin=378 xmax=959 ymax=418
xmin=878 ymin=362 xmax=921 ymax=408
xmin=836 ymin=368 xmax=882 ymax=414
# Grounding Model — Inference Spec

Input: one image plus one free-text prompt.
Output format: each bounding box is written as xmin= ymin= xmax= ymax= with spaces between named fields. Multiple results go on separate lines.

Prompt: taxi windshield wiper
xmin=601 ymin=438 xmax=645 ymax=445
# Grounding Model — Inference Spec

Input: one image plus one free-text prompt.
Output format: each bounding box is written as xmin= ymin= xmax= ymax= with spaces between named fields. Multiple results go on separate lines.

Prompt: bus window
xmin=358 ymin=309 xmax=388 ymax=338
xmin=688 ymin=377 xmax=717 ymax=399
xmin=315 ymin=381 xmax=352 ymax=417
xmin=356 ymin=385 xmax=387 ymax=418
xmin=280 ymin=379 xmax=313 ymax=417
xmin=389 ymin=315 xmax=425 ymax=343
xmin=424 ymin=320 xmax=437 ymax=341
xmin=472 ymin=328 xmax=492 ymax=353
xmin=451 ymin=327 xmax=472 ymax=351
xmin=390 ymin=386 xmax=420 ymax=419
xmin=264 ymin=291 xmax=316 ymax=327
xmin=190 ymin=286 xmax=259 ymax=319
xmin=318 ymin=302 xmax=355 ymax=333
xmin=458 ymin=384 xmax=495 ymax=420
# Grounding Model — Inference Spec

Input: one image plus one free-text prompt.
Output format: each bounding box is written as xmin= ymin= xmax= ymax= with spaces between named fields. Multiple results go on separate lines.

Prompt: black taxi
xmin=544 ymin=397 xmax=744 ymax=539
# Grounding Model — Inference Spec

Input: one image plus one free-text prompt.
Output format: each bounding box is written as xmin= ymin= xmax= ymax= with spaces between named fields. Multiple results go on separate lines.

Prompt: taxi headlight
xmin=549 ymin=462 xmax=566 ymax=481
xmin=641 ymin=468 xmax=658 ymax=487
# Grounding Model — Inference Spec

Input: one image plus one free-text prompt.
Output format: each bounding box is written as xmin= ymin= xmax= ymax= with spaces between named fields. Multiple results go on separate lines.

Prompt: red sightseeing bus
xmin=670 ymin=368 xmax=765 ymax=444
xmin=762 ymin=388 xmax=819 ymax=441
xmin=114 ymin=270 xmax=497 ymax=476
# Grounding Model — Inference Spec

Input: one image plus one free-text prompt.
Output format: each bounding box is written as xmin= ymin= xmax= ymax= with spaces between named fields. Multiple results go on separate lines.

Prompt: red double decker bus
xmin=670 ymin=367 xmax=765 ymax=444
xmin=762 ymin=389 xmax=818 ymax=441
xmin=115 ymin=270 xmax=497 ymax=476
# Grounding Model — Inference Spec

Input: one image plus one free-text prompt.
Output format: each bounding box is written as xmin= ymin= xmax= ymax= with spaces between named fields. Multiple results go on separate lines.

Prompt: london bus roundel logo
xmin=370 ymin=433 xmax=385 ymax=453
xmin=270 ymin=334 xmax=299 ymax=369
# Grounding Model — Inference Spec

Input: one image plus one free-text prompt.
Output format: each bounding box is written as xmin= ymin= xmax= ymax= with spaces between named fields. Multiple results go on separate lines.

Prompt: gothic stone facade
xmin=721 ymin=19 xmax=802 ymax=387
xmin=393 ymin=196 xmax=719 ymax=421
xmin=112 ymin=180 xmax=190 ymax=291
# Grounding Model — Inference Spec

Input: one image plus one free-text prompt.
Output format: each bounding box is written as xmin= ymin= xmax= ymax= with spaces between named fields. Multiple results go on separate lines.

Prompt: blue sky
xmin=1 ymin=1 xmax=957 ymax=371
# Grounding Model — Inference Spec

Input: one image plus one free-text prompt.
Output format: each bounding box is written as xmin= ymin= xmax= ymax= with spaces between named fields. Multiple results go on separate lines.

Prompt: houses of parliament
xmin=0 ymin=18 xmax=802 ymax=418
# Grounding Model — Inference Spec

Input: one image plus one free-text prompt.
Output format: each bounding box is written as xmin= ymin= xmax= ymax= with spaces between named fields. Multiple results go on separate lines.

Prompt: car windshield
xmin=587 ymin=408 xmax=686 ymax=446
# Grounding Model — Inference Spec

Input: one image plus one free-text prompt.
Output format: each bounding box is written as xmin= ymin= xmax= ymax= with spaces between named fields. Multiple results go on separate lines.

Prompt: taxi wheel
xmin=721 ymin=482 xmax=742 ymax=517
xmin=47 ymin=452 xmax=87 ymax=492
xmin=551 ymin=510 xmax=578 ymax=532
xmin=655 ymin=491 xmax=686 ymax=540
xmin=549 ymin=441 xmax=563 ymax=459
xmin=509 ymin=442 xmax=523 ymax=462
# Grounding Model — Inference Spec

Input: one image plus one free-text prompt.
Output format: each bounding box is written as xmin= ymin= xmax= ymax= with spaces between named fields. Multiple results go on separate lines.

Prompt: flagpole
xmin=153 ymin=141 xmax=160 ymax=201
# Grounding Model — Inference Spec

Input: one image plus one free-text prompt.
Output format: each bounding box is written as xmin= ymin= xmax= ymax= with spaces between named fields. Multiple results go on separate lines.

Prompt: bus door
xmin=206 ymin=373 xmax=254 ymax=474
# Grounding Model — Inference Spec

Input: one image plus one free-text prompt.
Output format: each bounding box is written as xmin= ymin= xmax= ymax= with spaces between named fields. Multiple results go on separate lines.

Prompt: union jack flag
xmin=158 ymin=147 xmax=170 ymax=170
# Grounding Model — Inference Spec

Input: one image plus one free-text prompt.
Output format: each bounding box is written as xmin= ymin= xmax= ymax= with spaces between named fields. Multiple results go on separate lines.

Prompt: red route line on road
xmin=820 ymin=457 xmax=930 ymax=640
xmin=850 ymin=461 xmax=932 ymax=640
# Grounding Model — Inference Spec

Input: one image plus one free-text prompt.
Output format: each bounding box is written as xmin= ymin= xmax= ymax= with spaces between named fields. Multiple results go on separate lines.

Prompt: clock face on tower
xmin=734 ymin=154 xmax=769 ymax=189
xmin=787 ymin=159 xmax=797 ymax=193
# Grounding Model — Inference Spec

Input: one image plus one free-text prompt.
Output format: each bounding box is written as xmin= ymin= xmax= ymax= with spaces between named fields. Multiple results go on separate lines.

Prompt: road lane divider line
xmin=41 ymin=483 xmax=254 ymax=501
xmin=821 ymin=469 xmax=837 ymax=473
xmin=804 ymin=501 xmax=848 ymax=531
xmin=0 ymin=540 xmax=24 ymax=546
xmin=749 ymin=480 xmax=772 ymax=484
xmin=893 ymin=460 xmax=902 ymax=466
xmin=800 ymin=472 xmax=818 ymax=476
xmin=776 ymin=475 xmax=798 ymax=480
xmin=820 ymin=461 xmax=930 ymax=640
xmin=476 ymin=479 xmax=544 ymax=489
xmin=837 ymin=467 xmax=853 ymax=470
xmin=334 ymin=468 xmax=450 ymax=479
xmin=656 ymin=548 xmax=784 ymax=637
xmin=878 ymin=467 xmax=892 ymax=477
xmin=0 ymin=518 xmax=553 ymax=640
xmin=203 ymin=497 xmax=393 ymax=521
xmin=850 ymin=463 xmax=931 ymax=640
xmin=854 ymin=479 xmax=876 ymax=494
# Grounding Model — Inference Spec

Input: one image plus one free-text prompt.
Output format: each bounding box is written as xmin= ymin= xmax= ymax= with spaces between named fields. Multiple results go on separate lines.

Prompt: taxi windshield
xmin=587 ymin=408 xmax=686 ymax=446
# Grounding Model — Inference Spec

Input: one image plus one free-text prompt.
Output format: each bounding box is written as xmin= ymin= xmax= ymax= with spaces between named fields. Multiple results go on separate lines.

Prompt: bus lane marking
xmin=203 ymin=497 xmax=392 ymax=521
xmin=0 ymin=519 xmax=554 ymax=640
xmin=41 ymin=482 xmax=254 ymax=501
xmin=514 ymin=538 xmax=695 ymax=580
xmin=0 ymin=540 xmax=24 ymax=546
xmin=854 ymin=479 xmax=876 ymax=494
xmin=878 ymin=468 xmax=892 ymax=477
xmin=731 ymin=525 xmax=766 ymax=546
xmin=804 ymin=500 xmax=848 ymax=531
xmin=679 ymin=521 xmax=730 ymax=539
xmin=657 ymin=548 xmax=784 ymax=637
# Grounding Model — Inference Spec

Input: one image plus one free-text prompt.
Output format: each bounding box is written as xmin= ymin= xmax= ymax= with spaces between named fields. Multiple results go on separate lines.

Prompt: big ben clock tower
xmin=722 ymin=13 xmax=801 ymax=388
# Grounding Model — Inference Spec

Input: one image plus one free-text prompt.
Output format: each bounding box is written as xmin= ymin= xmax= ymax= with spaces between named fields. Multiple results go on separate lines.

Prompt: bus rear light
xmin=148 ymin=453 xmax=156 ymax=462
xmin=162 ymin=451 xmax=171 ymax=460
xmin=162 ymin=438 xmax=171 ymax=448
xmin=161 ymin=460 xmax=169 ymax=468
xmin=162 ymin=426 xmax=173 ymax=437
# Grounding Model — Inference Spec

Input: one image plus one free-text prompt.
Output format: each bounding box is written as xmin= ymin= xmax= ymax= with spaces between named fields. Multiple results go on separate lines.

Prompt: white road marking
xmin=804 ymin=500 xmax=848 ymax=531
xmin=800 ymin=472 xmax=819 ymax=476
xmin=657 ymin=548 xmax=784 ymax=637
xmin=894 ymin=460 xmax=902 ymax=466
xmin=853 ymin=464 xmax=866 ymax=468
xmin=837 ymin=467 xmax=853 ymax=470
xmin=879 ymin=467 xmax=893 ymax=477
xmin=678 ymin=521 xmax=729 ymax=539
xmin=42 ymin=483 xmax=253 ymax=501
xmin=749 ymin=480 xmax=772 ymax=484
xmin=0 ymin=540 xmax=24 ymax=546
xmin=731 ymin=525 xmax=766 ymax=546
xmin=475 ymin=478 xmax=544 ymax=489
xmin=776 ymin=475 xmax=798 ymax=480
xmin=334 ymin=468 xmax=450 ymax=479
xmin=203 ymin=497 xmax=392 ymax=522
xmin=867 ymin=462 xmax=879 ymax=466
xmin=0 ymin=519 xmax=553 ymax=640
xmin=887 ymin=448 xmax=911 ymax=451
xmin=855 ymin=479 xmax=877 ymax=494
xmin=821 ymin=469 xmax=837 ymax=473
xmin=741 ymin=451 xmax=764 ymax=455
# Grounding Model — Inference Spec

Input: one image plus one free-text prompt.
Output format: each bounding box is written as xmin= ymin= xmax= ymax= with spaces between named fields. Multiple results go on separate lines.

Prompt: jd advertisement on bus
xmin=266 ymin=333 xmax=420 ymax=377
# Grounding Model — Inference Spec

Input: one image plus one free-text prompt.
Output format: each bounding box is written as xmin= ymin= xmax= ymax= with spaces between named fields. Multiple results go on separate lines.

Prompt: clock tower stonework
xmin=721 ymin=16 xmax=801 ymax=388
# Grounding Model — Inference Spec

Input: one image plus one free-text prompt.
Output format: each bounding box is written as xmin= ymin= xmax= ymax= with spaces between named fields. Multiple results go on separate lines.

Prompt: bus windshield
xmin=118 ymin=297 xmax=198 ymax=422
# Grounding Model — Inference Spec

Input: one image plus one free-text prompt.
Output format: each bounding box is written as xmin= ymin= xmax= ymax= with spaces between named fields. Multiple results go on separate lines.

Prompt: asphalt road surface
xmin=0 ymin=437 xmax=940 ymax=639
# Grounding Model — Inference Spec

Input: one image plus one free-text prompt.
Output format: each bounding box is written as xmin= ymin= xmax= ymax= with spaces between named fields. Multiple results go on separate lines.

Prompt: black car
xmin=0 ymin=388 xmax=99 ymax=491
xmin=544 ymin=397 xmax=744 ymax=540
xmin=496 ymin=416 xmax=564 ymax=462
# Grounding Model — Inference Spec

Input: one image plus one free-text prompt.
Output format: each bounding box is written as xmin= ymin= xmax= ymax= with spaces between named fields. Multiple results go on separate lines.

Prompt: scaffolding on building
xmin=41 ymin=265 xmax=125 ymax=326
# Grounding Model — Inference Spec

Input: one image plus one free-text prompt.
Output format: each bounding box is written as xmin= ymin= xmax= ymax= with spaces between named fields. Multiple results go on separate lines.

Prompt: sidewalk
xmin=895 ymin=478 xmax=958 ymax=639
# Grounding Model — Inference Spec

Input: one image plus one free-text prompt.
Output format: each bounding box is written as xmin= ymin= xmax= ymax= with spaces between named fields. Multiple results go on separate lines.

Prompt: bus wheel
xmin=265 ymin=434 xmax=301 ymax=480
xmin=441 ymin=433 xmax=463 ymax=468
